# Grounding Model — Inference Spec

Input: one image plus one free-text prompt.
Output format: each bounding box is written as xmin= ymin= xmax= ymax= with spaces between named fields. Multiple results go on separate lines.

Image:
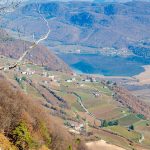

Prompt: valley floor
xmin=134 ymin=65 xmax=150 ymax=85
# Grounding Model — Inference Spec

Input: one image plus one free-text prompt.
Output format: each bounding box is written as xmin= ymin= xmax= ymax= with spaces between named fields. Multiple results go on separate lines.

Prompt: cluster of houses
xmin=65 ymin=77 xmax=76 ymax=83
xmin=17 ymin=65 xmax=98 ymax=85
xmin=21 ymin=68 xmax=35 ymax=75
xmin=65 ymin=120 xmax=87 ymax=135
xmin=70 ymin=122 xmax=84 ymax=132
xmin=18 ymin=67 xmax=59 ymax=82
xmin=65 ymin=76 xmax=97 ymax=83
xmin=82 ymin=76 xmax=97 ymax=83
xmin=42 ymin=72 xmax=58 ymax=82
xmin=14 ymin=67 xmax=61 ymax=87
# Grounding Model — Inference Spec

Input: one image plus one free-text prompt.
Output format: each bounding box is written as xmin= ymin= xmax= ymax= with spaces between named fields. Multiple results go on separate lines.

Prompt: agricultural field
xmin=134 ymin=120 xmax=150 ymax=147
xmin=118 ymin=114 xmax=142 ymax=126
xmin=105 ymin=126 xmax=141 ymax=142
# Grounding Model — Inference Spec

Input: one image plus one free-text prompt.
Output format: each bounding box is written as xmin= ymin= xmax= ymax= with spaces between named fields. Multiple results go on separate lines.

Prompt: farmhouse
xmin=66 ymin=79 xmax=72 ymax=83
xmin=93 ymin=92 xmax=101 ymax=97
xmin=66 ymin=78 xmax=76 ymax=83
xmin=21 ymin=68 xmax=35 ymax=75
xmin=48 ymin=75 xmax=55 ymax=81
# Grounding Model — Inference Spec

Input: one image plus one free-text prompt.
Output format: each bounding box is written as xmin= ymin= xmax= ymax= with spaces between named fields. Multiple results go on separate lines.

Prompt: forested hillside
xmin=0 ymin=76 xmax=86 ymax=150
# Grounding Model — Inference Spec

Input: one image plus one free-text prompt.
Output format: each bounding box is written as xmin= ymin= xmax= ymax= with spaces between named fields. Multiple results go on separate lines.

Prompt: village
xmin=7 ymin=64 xmax=115 ymax=133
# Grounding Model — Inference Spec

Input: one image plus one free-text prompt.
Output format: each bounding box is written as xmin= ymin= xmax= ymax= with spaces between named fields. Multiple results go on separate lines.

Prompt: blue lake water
xmin=58 ymin=53 xmax=150 ymax=76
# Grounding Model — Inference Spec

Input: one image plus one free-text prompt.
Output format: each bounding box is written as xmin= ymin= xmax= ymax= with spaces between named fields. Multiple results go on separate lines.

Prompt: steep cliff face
xmin=0 ymin=29 xmax=71 ymax=72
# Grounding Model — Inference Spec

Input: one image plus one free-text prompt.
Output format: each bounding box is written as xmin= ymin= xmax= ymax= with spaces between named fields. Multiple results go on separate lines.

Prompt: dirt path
xmin=139 ymin=134 xmax=144 ymax=143
xmin=72 ymin=92 xmax=100 ymax=121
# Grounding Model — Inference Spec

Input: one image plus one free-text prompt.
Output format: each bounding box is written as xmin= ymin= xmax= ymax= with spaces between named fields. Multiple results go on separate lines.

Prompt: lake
xmin=58 ymin=53 xmax=150 ymax=77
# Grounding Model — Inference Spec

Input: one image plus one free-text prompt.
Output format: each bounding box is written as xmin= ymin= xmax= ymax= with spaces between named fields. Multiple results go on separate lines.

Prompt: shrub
xmin=136 ymin=114 xmax=145 ymax=120
xmin=112 ymin=120 xmax=118 ymax=126
xmin=129 ymin=125 xmax=134 ymax=130
xmin=102 ymin=120 xmax=108 ymax=127
xmin=21 ymin=76 xmax=27 ymax=81
xmin=11 ymin=122 xmax=38 ymax=149
xmin=14 ymin=75 xmax=21 ymax=84
xmin=68 ymin=145 xmax=72 ymax=150
xmin=39 ymin=121 xmax=51 ymax=147
xmin=102 ymin=120 xmax=118 ymax=127
xmin=14 ymin=75 xmax=24 ymax=88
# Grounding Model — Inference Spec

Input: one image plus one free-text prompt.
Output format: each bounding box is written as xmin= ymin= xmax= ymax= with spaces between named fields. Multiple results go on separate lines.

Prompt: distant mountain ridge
xmin=1 ymin=0 xmax=150 ymax=58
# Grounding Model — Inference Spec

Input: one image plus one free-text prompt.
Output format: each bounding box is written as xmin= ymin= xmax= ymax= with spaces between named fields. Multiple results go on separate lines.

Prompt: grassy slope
xmin=118 ymin=114 xmax=141 ymax=126
xmin=106 ymin=126 xmax=141 ymax=142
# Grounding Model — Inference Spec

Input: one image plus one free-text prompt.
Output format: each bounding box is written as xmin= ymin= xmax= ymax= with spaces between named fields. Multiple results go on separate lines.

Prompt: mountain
xmin=1 ymin=0 xmax=150 ymax=57
xmin=0 ymin=29 xmax=71 ymax=72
